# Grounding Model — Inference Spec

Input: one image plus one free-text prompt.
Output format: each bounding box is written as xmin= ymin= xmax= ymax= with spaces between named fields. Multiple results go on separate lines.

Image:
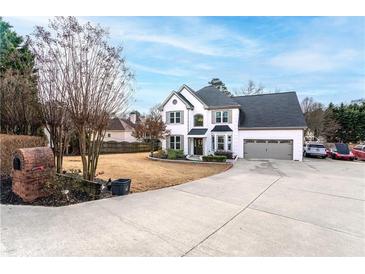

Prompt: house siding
xmin=161 ymin=93 xmax=189 ymax=152
xmin=104 ymin=130 xmax=139 ymax=142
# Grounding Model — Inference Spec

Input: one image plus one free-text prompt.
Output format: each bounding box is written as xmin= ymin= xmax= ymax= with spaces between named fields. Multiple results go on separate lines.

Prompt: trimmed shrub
xmin=202 ymin=155 xmax=227 ymax=162
xmin=152 ymin=149 xmax=167 ymax=159
xmin=214 ymin=150 xmax=234 ymax=159
xmin=49 ymin=172 xmax=103 ymax=197
xmin=167 ymin=149 xmax=184 ymax=160
xmin=0 ymin=134 xmax=47 ymax=178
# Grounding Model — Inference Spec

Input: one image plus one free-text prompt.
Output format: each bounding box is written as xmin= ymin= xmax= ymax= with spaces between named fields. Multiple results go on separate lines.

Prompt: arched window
xmin=194 ymin=114 xmax=203 ymax=127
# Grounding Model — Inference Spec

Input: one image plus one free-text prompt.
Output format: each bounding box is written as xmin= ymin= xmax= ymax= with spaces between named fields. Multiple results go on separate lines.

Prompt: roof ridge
xmin=232 ymin=91 xmax=296 ymax=98
xmin=198 ymin=85 xmax=215 ymax=90
xmin=195 ymin=85 xmax=241 ymax=107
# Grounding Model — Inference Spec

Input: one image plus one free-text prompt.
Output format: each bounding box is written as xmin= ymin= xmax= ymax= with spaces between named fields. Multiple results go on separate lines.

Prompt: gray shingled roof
xmin=195 ymin=86 xmax=240 ymax=108
xmin=188 ymin=128 xmax=208 ymax=135
xmin=232 ymin=92 xmax=306 ymax=128
xmin=107 ymin=117 xmax=125 ymax=130
xmin=107 ymin=117 xmax=140 ymax=131
xmin=211 ymin=125 xmax=233 ymax=132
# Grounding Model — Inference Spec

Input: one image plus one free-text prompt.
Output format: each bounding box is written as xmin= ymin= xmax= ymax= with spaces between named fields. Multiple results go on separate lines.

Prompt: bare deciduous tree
xmin=234 ymin=80 xmax=266 ymax=96
xmin=28 ymin=35 xmax=73 ymax=173
xmin=132 ymin=105 xmax=169 ymax=156
xmin=300 ymin=97 xmax=325 ymax=138
xmin=30 ymin=17 xmax=133 ymax=181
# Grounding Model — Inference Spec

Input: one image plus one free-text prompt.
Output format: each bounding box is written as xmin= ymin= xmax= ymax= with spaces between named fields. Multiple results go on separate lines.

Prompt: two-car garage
xmin=238 ymin=129 xmax=304 ymax=161
xmin=243 ymin=139 xmax=293 ymax=160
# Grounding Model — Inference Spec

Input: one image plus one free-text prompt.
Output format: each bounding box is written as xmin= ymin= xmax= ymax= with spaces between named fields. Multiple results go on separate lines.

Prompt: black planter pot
xmin=111 ymin=179 xmax=131 ymax=196
xmin=106 ymin=179 xmax=112 ymax=191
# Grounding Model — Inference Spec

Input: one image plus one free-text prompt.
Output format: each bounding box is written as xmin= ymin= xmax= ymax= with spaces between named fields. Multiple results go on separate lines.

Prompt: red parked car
xmin=328 ymin=143 xmax=355 ymax=161
xmin=352 ymin=144 xmax=365 ymax=161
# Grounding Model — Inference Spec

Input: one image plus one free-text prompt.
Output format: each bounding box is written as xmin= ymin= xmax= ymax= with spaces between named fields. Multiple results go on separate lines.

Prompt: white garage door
xmin=244 ymin=139 xmax=293 ymax=160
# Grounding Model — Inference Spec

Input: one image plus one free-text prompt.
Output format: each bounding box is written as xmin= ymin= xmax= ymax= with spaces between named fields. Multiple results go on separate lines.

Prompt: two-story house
xmin=159 ymin=84 xmax=306 ymax=161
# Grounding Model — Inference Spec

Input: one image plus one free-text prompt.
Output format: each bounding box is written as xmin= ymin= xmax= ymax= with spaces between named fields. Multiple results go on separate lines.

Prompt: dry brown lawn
xmin=63 ymin=152 xmax=231 ymax=192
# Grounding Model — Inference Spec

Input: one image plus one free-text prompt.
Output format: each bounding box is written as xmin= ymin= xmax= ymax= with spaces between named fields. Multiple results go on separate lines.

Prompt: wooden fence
xmin=100 ymin=141 xmax=160 ymax=154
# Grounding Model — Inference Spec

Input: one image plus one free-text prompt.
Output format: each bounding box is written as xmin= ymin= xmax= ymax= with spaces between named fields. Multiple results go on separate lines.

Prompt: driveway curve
xmin=1 ymin=158 xmax=364 ymax=256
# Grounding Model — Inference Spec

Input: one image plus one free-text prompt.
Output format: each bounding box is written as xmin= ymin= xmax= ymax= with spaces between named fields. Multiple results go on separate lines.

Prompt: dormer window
xmin=194 ymin=114 xmax=203 ymax=127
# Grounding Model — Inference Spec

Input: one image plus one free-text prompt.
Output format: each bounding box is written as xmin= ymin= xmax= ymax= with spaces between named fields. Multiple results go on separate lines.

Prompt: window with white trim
xmin=170 ymin=136 xmax=181 ymax=150
xmin=227 ymin=135 xmax=232 ymax=151
xmin=169 ymin=111 xmax=181 ymax=124
xmin=215 ymin=112 xmax=221 ymax=123
xmin=217 ymin=136 xmax=225 ymax=150
xmin=215 ymin=111 xmax=229 ymax=123
xmin=223 ymin=111 xmax=228 ymax=122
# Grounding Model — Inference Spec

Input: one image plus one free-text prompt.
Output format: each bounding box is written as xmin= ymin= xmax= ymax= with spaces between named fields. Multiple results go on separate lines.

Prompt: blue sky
xmin=4 ymin=16 xmax=365 ymax=113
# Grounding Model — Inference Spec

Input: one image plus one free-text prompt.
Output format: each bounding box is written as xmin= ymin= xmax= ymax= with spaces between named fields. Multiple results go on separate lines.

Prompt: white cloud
xmin=269 ymin=48 xmax=359 ymax=72
xmin=108 ymin=17 xmax=262 ymax=57
xmin=192 ymin=63 xmax=214 ymax=70
xmin=129 ymin=62 xmax=189 ymax=77
xmin=7 ymin=16 xmax=263 ymax=58
xmin=121 ymin=33 xmax=220 ymax=56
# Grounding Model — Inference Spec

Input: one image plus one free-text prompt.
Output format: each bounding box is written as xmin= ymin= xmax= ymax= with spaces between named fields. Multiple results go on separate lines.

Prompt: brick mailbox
xmin=11 ymin=147 xmax=55 ymax=202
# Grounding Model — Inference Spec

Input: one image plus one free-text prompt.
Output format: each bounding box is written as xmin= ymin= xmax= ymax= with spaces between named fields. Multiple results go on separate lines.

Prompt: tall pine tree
xmin=208 ymin=78 xmax=231 ymax=97
xmin=0 ymin=17 xmax=43 ymax=135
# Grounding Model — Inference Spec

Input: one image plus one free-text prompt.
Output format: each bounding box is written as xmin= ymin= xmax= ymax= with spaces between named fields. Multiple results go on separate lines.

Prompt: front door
xmin=193 ymin=138 xmax=203 ymax=155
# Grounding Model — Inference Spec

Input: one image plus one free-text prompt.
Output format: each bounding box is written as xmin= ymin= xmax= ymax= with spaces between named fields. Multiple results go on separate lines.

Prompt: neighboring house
xmin=104 ymin=112 xmax=141 ymax=143
xmin=159 ymin=84 xmax=307 ymax=161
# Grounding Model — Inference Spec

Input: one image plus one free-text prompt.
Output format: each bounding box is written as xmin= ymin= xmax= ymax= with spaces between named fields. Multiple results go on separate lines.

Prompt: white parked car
xmin=303 ymin=143 xmax=327 ymax=158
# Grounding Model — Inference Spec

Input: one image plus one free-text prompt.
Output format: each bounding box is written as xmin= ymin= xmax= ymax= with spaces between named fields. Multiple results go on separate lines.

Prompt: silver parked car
xmin=303 ymin=143 xmax=327 ymax=158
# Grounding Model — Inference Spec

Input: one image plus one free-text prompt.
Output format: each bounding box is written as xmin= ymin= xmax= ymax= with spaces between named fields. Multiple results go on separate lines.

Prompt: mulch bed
xmin=0 ymin=177 xmax=113 ymax=207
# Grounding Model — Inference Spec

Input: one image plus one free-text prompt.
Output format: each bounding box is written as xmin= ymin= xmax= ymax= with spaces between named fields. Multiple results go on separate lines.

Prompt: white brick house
xmin=159 ymin=84 xmax=307 ymax=161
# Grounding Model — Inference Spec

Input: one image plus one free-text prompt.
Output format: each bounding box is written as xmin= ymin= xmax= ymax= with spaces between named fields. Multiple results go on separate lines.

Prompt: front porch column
xmin=187 ymin=138 xmax=190 ymax=155
xmin=214 ymin=134 xmax=218 ymax=151
xmin=224 ymin=134 xmax=228 ymax=151
xmin=202 ymin=138 xmax=205 ymax=155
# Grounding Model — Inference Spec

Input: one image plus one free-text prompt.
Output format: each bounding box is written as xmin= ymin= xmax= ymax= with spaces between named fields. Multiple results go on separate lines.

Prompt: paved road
xmin=1 ymin=158 xmax=364 ymax=256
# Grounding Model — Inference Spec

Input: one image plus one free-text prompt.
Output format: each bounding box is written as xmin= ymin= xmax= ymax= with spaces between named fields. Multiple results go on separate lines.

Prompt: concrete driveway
xmin=1 ymin=158 xmax=364 ymax=256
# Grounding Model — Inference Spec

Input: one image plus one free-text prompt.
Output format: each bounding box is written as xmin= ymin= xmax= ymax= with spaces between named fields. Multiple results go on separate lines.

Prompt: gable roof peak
xmin=177 ymin=84 xmax=195 ymax=93
xmin=158 ymin=89 xmax=194 ymax=110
